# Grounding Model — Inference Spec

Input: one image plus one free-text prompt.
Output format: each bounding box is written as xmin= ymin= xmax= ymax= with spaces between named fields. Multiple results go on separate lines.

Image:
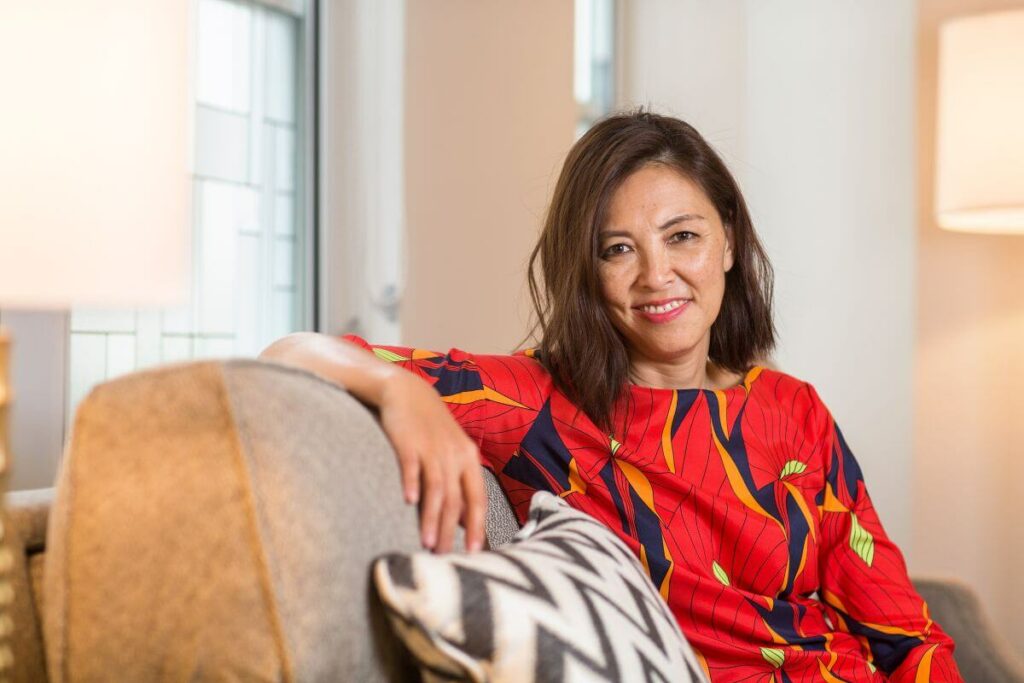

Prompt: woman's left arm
xmin=810 ymin=386 xmax=964 ymax=682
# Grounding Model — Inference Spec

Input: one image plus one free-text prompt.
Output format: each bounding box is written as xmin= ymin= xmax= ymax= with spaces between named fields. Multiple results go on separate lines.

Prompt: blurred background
xmin=2 ymin=0 xmax=1021 ymax=657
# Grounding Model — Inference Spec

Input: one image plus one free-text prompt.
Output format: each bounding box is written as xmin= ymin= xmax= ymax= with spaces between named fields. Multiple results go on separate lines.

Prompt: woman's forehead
xmin=602 ymin=165 xmax=718 ymax=233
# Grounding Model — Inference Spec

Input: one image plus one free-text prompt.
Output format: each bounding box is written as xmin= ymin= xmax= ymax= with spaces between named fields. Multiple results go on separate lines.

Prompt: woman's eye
xmin=601 ymin=243 xmax=632 ymax=259
xmin=670 ymin=230 xmax=696 ymax=243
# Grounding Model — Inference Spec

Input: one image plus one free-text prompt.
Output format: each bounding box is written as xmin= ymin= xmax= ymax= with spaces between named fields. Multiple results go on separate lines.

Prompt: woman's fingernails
xmin=422 ymin=531 xmax=435 ymax=548
xmin=406 ymin=489 xmax=419 ymax=505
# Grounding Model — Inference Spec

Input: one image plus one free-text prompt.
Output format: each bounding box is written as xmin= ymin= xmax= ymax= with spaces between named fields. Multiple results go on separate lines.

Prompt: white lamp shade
xmin=935 ymin=10 xmax=1024 ymax=234
xmin=0 ymin=2 xmax=191 ymax=309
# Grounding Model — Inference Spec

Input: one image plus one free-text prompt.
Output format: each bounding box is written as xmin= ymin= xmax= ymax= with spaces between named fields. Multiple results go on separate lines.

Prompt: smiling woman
xmin=528 ymin=113 xmax=774 ymax=430
xmin=261 ymin=110 xmax=964 ymax=682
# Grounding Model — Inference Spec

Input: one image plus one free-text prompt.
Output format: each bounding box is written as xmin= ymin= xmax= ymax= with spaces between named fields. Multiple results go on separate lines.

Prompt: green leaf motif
xmin=712 ymin=560 xmax=729 ymax=586
xmin=610 ymin=436 xmax=622 ymax=456
xmin=372 ymin=348 xmax=408 ymax=363
xmin=849 ymin=513 xmax=875 ymax=567
xmin=779 ymin=460 xmax=807 ymax=479
xmin=868 ymin=662 xmax=877 ymax=673
xmin=760 ymin=647 xmax=785 ymax=668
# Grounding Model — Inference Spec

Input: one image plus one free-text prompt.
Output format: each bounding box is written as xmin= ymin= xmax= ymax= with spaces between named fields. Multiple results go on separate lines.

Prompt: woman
xmin=261 ymin=111 xmax=962 ymax=682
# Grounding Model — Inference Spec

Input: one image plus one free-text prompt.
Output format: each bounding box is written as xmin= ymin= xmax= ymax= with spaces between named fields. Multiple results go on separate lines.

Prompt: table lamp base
xmin=0 ymin=327 xmax=15 ymax=673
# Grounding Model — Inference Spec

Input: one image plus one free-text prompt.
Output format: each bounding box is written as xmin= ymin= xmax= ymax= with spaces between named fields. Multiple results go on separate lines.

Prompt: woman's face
xmin=597 ymin=163 xmax=734 ymax=369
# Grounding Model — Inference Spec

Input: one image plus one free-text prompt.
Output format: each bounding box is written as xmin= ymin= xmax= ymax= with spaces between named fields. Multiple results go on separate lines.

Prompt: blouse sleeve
xmin=340 ymin=334 xmax=549 ymax=477
xmin=810 ymin=385 xmax=963 ymax=682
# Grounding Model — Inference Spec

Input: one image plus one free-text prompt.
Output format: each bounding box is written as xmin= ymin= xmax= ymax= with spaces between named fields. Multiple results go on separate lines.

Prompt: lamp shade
xmin=0 ymin=2 xmax=191 ymax=309
xmin=935 ymin=9 xmax=1024 ymax=234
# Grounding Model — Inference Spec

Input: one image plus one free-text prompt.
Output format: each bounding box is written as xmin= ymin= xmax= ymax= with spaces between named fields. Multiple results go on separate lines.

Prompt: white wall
xmin=319 ymin=0 xmax=406 ymax=343
xmin=0 ymin=311 xmax=68 ymax=491
xmin=620 ymin=0 xmax=917 ymax=550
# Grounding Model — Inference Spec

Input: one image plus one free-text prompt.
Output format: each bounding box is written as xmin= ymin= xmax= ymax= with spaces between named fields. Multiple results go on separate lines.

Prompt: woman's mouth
xmin=634 ymin=298 xmax=690 ymax=323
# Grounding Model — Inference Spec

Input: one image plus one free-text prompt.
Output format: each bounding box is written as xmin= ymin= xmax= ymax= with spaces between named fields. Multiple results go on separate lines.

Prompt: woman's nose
xmin=637 ymin=247 xmax=674 ymax=290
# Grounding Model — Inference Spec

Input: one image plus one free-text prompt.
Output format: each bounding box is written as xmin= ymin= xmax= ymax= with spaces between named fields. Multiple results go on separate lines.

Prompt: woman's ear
xmin=723 ymin=225 xmax=735 ymax=273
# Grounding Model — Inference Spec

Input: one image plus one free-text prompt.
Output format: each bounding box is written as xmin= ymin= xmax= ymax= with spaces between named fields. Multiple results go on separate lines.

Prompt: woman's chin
xmin=630 ymin=340 xmax=705 ymax=365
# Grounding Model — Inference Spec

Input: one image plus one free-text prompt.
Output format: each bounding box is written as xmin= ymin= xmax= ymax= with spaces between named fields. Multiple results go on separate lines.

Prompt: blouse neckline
xmin=626 ymin=364 xmax=765 ymax=396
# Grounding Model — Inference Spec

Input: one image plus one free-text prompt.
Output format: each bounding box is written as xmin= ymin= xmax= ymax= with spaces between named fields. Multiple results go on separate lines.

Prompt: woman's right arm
xmin=259 ymin=332 xmax=487 ymax=554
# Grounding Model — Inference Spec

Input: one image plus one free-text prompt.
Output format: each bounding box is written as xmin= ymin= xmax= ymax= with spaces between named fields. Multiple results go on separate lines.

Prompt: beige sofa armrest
xmin=7 ymin=488 xmax=53 ymax=552
xmin=913 ymin=575 xmax=1024 ymax=683
xmin=7 ymin=487 xmax=55 ymax=683
xmin=43 ymin=360 xmax=426 ymax=683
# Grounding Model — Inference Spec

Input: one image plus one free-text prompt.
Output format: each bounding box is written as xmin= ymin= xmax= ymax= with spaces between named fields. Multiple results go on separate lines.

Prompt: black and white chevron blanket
xmin=373 ymin=491 xmax=707 ymax=683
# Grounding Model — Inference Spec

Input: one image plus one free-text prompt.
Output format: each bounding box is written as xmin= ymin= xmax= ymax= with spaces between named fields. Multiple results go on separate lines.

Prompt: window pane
xmin=272 ymin=124 xmax=296 ymax=192
xmin=70 ymin=310 xmax=135 ymax=334
xmin=273 ymin=238 xmax=295 ymax=288
xmin=197 ymin=181 xmax=240 ymax=335
xmin=266 ymin=11 xmax=297 ymax=124
xmin=196 ymin=0 xmax=252 ymax=113
xmin=68 ymin=334 xmax=107 ymax=412
xmin=274 ymin=192 xmax=295 ymax=236
xmin=105 ymin=334 xmax=137 ymax=379
xmin=236 ymin=234 xmax=262 ymax=356
xmin=161 ymin=336 xmax=193 ymax=364
xmin=195 ymin=107 xmax=251 ymax=184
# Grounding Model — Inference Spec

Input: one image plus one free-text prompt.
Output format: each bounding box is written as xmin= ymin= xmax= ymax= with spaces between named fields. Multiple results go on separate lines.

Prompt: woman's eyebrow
xmin=599 ymin=213 xmax=706 ymax=238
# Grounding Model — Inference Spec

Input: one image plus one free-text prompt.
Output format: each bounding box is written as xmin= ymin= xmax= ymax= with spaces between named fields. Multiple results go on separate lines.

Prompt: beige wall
xmin=915 ymin=0 xmax=1024 ymax=656
xmin=401 ymin=0 xmax=576 ymax=353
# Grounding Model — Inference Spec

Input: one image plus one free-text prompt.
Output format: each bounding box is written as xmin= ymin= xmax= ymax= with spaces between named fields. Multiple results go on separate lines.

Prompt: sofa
xmin=5 ymin=360 xmax=1024 ymax=682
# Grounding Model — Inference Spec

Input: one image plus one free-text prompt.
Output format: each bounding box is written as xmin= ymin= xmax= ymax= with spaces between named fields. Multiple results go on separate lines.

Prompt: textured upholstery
xmin=42 ymin=360 xmax=431 ymax=682
xmin=6 ymin=487 xmax=52 ymax=683
xmin=481 ymin=468 xmax=519 ymax=549
xmin=28 ymin=555 xmax=44 ymax=632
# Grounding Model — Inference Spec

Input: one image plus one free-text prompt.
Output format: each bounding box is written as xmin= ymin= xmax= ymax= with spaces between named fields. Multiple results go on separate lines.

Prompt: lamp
xmin=0 ymin=1 xmax=191 ymax=673
xmin=935 ymin=9 xmax=1024 ymax=233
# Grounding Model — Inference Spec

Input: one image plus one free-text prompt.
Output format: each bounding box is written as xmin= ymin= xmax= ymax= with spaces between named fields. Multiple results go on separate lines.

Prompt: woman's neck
xmin=628 ymin=352 xmax=745 ymax=391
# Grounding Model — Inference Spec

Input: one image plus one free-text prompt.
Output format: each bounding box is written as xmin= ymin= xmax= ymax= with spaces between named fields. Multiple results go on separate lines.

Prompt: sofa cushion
xmin=481 ymin=469 xmax=519 ymax=549
xmin=373 ymin=491 xmax=707 ymax=683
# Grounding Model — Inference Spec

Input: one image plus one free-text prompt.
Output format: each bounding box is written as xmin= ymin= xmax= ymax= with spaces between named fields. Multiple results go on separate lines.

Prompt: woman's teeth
xmin=640 ymin=300 xmax=685 ymax=314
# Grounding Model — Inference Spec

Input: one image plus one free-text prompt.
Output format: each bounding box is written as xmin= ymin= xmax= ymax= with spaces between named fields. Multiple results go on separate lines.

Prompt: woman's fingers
xmin=462 ymin=464 xmax=487 ymax=552
xmin=381 ymin=386 xmax=487 ymax=553
xmin=419 ymin=460 xmax=445 ymax=549
xmin=396 ymin=446 xmax=421 ymax=505
xmin=416 ymin=440 xmax=483 ymax=554
xmin=435 ymin=478 xmax=463 ymax=554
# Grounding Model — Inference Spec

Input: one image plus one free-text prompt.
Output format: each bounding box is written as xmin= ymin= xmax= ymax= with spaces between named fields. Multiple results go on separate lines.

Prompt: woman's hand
xmin=259 ymin=333 xmax=487 ymax=554
xmin=379 ymin=371 xmax=488 ymax=554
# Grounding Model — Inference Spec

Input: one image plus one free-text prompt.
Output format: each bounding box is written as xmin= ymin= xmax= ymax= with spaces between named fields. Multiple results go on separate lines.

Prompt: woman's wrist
xmin=260 ymin=332 xmax=406 ymax=408
xmin=377 ymin=367 xmax=426 ymax=410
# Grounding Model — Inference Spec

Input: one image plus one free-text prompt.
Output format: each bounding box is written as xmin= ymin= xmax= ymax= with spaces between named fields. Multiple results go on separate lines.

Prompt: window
xmin=574 ymin=0 xmax=616 ymax=138
xmin=67 ymin=0 xmax=317 ymax=418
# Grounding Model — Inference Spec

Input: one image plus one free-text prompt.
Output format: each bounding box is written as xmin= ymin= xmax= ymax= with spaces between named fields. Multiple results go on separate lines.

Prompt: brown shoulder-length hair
xmin=524 ymin=109 xmax=775 ymax=432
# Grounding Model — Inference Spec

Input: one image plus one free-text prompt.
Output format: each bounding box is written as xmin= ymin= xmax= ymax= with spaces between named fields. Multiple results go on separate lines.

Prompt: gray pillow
xmin=373 ymin=491 xmax=707 ymax=683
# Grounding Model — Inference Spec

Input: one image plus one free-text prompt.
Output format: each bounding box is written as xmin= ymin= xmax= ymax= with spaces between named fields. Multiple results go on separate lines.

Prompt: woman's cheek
xmin=600 ymin=265 xmax=631 ymax=303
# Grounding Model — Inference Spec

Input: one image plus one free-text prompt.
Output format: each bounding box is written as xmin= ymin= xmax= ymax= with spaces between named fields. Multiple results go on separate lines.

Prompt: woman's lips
xmin=634 ymin=298 xmax=690 ymax=324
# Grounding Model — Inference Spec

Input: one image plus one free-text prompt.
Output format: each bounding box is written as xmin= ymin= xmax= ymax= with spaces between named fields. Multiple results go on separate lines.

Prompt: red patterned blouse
xmin=343 ymin=335 xmax=962 ymax=683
